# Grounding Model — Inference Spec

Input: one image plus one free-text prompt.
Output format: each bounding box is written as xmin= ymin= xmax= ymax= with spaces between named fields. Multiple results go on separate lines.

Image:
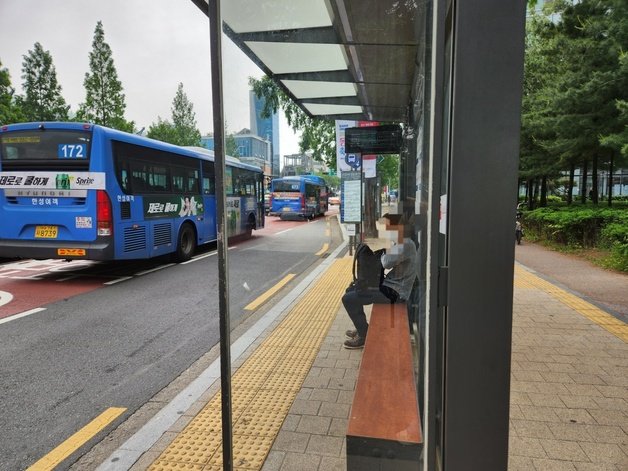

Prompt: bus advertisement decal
xmin=0 ymin=172 xmax=105 ymax=190
xmin=143 ymin=196 xmax=204 ymax=219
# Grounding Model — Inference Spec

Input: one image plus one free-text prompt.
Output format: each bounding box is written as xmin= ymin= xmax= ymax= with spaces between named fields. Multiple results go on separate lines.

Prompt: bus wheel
xmin=174 ymin=223 xmax=196 ymax=262
xmin=245 ymin=215 xmax=256 ymax=238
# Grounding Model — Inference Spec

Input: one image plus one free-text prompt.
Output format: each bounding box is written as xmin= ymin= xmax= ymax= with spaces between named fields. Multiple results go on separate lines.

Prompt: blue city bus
xmin=270 ymin=175 xmax=328 ymax=220
xmin=0 ymin=122 xmax=264 ymax=262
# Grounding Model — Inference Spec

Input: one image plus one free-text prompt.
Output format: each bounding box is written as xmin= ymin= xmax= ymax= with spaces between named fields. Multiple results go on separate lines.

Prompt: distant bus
xmin=270 ymin=175 xmax=328 ymax=220
xmin=0 ymin=122 xmax=264 ymax=262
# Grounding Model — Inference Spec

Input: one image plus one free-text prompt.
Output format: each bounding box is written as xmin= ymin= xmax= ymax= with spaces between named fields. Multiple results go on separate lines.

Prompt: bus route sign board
xmin=341 ymin=171 xmax=361 ymax=224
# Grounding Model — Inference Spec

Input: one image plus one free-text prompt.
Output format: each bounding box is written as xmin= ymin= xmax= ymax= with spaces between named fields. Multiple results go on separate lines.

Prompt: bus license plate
xmin=35 ymin=225 xmax=58 ymax=238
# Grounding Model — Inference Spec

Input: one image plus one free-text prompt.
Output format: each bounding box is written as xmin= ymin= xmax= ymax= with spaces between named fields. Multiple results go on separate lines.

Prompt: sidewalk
xmin=99 ymin=238 xmax=627 ymax=470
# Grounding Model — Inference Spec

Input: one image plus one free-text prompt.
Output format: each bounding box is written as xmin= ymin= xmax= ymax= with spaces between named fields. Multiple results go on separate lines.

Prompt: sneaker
xmin=343 ymin=335 xmax=366 ymax=349
xmin=345 ymin=329 xmax=358 ymax=339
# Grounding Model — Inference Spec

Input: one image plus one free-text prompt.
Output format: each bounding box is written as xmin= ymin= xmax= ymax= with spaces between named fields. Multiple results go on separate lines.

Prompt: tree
xmin=0 ymin=59 xmax=23 ymax=125
xmin=77 ymin=21 xmax=133 ymax=132
xmin=520 ymin=1 xmax=627 ymax=206
xmin=147 ymin=83 xmax=201 ymax=146
xmin=18 ymin=42 xmax=69 ymax=121
xmin=171 ymin=83 xmax=202 ymax=146
xmin=146 ymin=117 xmax=177 ymax=143
xmin=249 ymin=76 xmax=337 ymax=167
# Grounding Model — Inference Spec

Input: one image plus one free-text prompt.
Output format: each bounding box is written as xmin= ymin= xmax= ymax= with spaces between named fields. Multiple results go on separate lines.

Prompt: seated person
xmin=342 ymin=213 xmax=418 ymax=349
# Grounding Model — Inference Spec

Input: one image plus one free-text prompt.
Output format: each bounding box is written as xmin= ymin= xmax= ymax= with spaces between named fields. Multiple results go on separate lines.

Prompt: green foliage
xmin=378 ymin=155 xmax=400 ymax=191
xmin=314 ymin=172 xmax=339 ymax=190
xmin=249 ymin=76 xmax=336 ymax=167
xmin=147 ymin=117 xmax=177 ymax=143
xmin=147 ymin=83 xmax=201 ymax=146
xmin=523 ymin=206 xmax=628 ymax=271
xmin=18 ymin=42 xmax=69 ymax=121
xmin=77 ymin=21 xmax=133 ymax=131
xmin=170 ymin=83 xmax=201 ymax=146
xmin=226 ymin=133 xmax=239 ymax=157
xmin=0 ymin=58 xmax=23 ymax=125
xmin=520 ymin=1 xmax=628 ymax=203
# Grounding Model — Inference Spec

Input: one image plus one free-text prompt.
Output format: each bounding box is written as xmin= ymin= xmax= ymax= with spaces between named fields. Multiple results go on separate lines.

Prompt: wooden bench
xmin=346 ymin=302 xmax=423 ymax=470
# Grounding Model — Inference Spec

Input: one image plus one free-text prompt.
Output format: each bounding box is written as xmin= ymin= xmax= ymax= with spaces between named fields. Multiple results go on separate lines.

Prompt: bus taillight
xmin=97 ymin=190 xmax=113 ymax=236
xmin=300 ymin=194 xmax=305 ymax=210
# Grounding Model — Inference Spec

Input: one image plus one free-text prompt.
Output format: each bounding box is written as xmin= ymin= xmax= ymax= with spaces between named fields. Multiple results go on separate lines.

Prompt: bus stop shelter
xmin=192 ymin=0 xmax=527 ymax=469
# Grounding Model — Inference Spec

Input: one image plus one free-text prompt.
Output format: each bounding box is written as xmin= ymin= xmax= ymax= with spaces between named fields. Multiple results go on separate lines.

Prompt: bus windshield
xmin=0 ymin=130 xmax=92 ymax=169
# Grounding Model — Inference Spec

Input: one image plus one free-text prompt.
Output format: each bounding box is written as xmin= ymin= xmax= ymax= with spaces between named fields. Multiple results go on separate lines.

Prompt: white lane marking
xmin=104 ymin=276 xmax=133 ymax=286
xmin=181 ymin=251 xmax=217 ymax=265
xmin=0 ymin=290 xmax=14 ymax=308
xmin=135 ymin=263 xmax=176 ymax=276
xmin=0 ymin=307 xmax=46 ymax=326
xmin=275 ymin=228 xmax=296 ymax=235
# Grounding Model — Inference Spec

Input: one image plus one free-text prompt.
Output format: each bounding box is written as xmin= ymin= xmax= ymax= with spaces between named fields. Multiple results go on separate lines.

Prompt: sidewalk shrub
xmin=522 ymin=207 xmax=628 ymax=272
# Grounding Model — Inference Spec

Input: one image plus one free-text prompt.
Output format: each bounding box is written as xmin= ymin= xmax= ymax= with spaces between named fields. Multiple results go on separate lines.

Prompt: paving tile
xmin=326 ymin=377 xmax=356 ymax=391
xmin=592 ymin=396 xmax=628 ymax=412
xmin=260 ymin=451 xmax=285 ymax=471
xmin=279 ymin=451 xmax=321 ymax=471
xmin=316 ymin=368 xmax=346 ymax=381
xmin=511 ymin=380 xmax=540 ymax=393
xmin=565 ymin=384 xmax=604 ymax=397
xmin=272 ymin=431 xmax=310 ymax=453
xmin=296 ymin=415 xmax=331 ymax=435
xmin=335 ymin=359 xmax=361 ymax=369
xmin=336 ymin=390 xmax=354 ymax=405
xmin=582 ymin=424 xmax=626 ymax=444
xmin=328 ymin=417 xmax=348 ymax=437
xmin=573 ymin=463 xmax=620 ymax=471
xmin=531 ymin=458 xmax=577 ymax=470
xmin=540 ymin=439 xmax=588 ymax=461
xmin=569 ymin=373 xmax=608 ymax=386
xmin=588 ymin=409 xmax=628 ymax=427
xmin=280 ymin=414 xmax=301 ymax=432
xmin=301 ymin=375 xmax=330 ymax=389
xmin=519 ymin=405 xmax=561 ymax=423
xmin=507 ymin=454 xmax=535 ymax=470
xmin=548 ymin=423 xmax=592 ymax=442
xmin=318 ymin=456 xmax=346 ymax=471
xmin=579 ymin=442 xmax=627 ymax=465
xmin=289 ymin=399 xmax=321 ymax=416
xmin=595 ymin=385 xmax=628 ymax=399
xmin=509 ymin=436 xmax=547 ymax=458
xmin=308 ymin=388 xmax=340 ymax=403
xmin=528 ymin=393 xmax=566 ymax=408
xmin=510 ymin=391 xmax=533 ymax=406
xmin=511 ymin=419 xmax=554 ymax=439
xmin=306 ymin=434 xmax=344 ymax=456
xmin=536 ymin=382 xmax=572 ymax=395
xmin=559 ymin=394 xmax=600 ymax=409
xmin=552 ymin=408 xmax=597 ymax=425
xmin=541 ymin=371 xmax=577 ymax=384
xmin=318 ymin=402 xmax=350 ymax=419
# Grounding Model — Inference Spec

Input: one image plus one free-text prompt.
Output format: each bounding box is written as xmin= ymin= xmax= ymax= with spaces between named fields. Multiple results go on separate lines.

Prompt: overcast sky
xmin=0 ymin=0 xmax=298 ymax=154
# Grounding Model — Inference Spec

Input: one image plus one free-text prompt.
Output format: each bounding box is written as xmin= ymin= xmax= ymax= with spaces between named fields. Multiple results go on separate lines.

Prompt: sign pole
xmin=208 ymin=2 xmax=233 ymax=470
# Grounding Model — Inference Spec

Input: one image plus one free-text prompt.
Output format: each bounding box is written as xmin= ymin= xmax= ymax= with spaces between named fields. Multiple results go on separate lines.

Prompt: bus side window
xmin=120 ymin=169 xmax=129 ymax=192
xmin=202 ymin=162 xmax=215 ymax=195
xmin=187 ymin=169 xmax=199 ymax=193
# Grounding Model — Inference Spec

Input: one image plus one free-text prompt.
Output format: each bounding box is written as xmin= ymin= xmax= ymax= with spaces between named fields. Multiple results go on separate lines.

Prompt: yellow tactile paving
xmin=149 ymin=257 xmax=353 ymax=470
xmin=514 ymin=265 xmax=627 ymax=342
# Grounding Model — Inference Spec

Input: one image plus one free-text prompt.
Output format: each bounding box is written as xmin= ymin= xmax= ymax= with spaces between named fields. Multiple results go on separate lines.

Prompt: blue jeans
xmin=342 ymin=284 xmax=398 ymax=338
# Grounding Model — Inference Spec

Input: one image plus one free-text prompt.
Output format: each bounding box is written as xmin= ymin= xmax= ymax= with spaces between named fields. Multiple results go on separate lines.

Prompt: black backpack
xmin=352 ymin=243 xmax=385 ymax=290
